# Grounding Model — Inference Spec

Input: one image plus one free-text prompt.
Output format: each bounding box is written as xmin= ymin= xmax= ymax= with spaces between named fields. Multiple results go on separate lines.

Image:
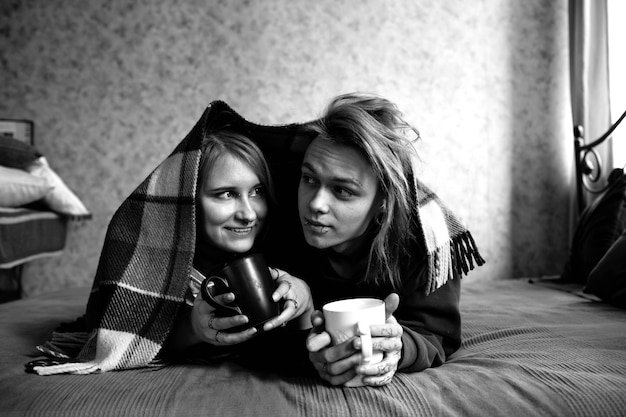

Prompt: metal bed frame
xmin=574 ymin=109 xmax=626 ymax=212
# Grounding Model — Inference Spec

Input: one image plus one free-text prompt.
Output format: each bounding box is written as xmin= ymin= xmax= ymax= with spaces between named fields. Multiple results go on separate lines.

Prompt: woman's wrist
xmin=167 ymin=305 xmax=202 ymax=351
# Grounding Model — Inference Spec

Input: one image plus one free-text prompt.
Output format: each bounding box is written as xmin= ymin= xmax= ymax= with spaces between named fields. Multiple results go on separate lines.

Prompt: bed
xmin=0 ymin=122 xmax=69 ymax=301
xmin=1 ymin=106 xmax=625 ymax=416
xmin=0 ymin=279 xmax=624 ymax=416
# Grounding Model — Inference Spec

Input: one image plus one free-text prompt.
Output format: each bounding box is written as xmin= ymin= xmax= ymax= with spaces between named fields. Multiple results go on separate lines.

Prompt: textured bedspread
xmin=0 ymin=279 xmax=625 ymax=416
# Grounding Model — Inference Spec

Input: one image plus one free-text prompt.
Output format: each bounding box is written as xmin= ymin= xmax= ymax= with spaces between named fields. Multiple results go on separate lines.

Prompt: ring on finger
xmin=215 ymin=330 xmax=221 ymax=343
xmin=285 ymin=298 xmax=298 ymax=310
xmin=322 ymin=362 xmax=328 ymax=372
xmin=208 ymin=316 xmax=217 ymax=330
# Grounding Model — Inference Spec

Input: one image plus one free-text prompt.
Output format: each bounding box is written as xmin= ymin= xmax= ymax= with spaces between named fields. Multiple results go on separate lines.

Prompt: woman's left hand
xmin=262 ymin=268 xmax=313 ymax=331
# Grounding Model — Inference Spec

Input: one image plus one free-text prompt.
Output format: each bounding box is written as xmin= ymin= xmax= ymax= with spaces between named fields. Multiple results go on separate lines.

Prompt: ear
xmin=374 ymin=197 xmax=388 ymax=226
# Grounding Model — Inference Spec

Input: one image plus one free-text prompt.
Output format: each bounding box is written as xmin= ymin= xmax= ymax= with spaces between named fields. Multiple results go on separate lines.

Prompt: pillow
xmin=0 ymin=135 xmax=42 ymax=169
xmin=561 ymin=169 xmax=626 ymax=284
xmin=0 ymin=166 xmax=53 ymax=206
xmin=584 ymin=229 xmax=626 ymax=309
xmin=26 ymin=156 xmax=91 ymax=219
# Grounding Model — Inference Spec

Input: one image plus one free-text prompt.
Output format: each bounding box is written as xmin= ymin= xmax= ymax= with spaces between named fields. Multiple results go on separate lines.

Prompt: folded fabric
xmin=27 ymin=157 xmax=91 ymax=219
xmin=0 ymin=165 xmax=52 ymax=206
xmin=561 ymin=170 xmax=626 ymax=284
xmin=584 ymin=228 xmax=626 ymax=309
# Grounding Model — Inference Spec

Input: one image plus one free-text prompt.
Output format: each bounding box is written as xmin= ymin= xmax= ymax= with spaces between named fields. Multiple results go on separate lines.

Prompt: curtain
xmin=608 ymin=0 xmax=626 ymax=169
xmin=569 ymin=0 xmax=611 ymax=212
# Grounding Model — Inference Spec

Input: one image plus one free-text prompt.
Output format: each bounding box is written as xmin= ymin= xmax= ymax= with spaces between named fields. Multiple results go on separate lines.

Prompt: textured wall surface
xmin=0 ymin=0 xmax=571 ymax=296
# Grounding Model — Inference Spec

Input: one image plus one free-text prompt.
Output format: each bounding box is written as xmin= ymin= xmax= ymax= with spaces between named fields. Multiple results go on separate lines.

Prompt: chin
xmin=303 ymin=233 xmax=332 ymax=250
xmin=231 ymin=244 xmax=255 ymax=253
xmin=220 ymin=239 xmax=255 ymax=254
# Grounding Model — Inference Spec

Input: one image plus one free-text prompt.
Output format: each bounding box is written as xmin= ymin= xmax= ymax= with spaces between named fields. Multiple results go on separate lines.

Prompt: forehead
xmin=203 ymin=153 xmax=259 ymax=186
xmin=303 ymin=138 xmax=377 ymax=186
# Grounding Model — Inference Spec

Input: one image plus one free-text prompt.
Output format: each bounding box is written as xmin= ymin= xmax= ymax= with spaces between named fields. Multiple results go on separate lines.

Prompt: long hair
xmin=310 ymin=93 xmax=422 ymax=291
xmin=198 ymin=130 xmax=276 ymax=243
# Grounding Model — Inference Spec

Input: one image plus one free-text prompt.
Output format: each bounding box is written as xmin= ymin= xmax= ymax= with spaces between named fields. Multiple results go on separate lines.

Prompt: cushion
xmin=584 ymin=229 xmax=626 ymax=309
xmin=26 ymin=157 xmax=91 ymax=219
xmin=0 ymin=136 xmax=41 ymax=169
xmin=0 ymin=166 xmax=53 ymax=206
xmin=561 ymin=169 xmax=626 ymax=284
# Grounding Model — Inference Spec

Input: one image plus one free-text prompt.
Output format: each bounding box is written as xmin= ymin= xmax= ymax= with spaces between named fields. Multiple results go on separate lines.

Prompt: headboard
xmin=574 ymin=109 xmax=626 ymax=212
xmin=0 ymin=119 xmax=35 ymax=146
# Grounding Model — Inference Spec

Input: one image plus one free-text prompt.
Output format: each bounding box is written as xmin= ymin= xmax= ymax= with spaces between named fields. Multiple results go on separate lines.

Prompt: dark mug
xmin=200 ymin=253 xmax=280 ymax=333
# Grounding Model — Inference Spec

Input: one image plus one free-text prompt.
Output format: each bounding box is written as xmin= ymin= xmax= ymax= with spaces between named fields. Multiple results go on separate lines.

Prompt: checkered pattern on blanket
xmin=414 ymin=183 xmax=484 ymax=295
xmin=33 ymin=108 xmax=209 ymax=375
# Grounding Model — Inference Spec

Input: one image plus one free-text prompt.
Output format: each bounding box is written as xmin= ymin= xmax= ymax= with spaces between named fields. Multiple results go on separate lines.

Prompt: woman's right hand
xmin=189 ymin=292 xmax=258 ymax=346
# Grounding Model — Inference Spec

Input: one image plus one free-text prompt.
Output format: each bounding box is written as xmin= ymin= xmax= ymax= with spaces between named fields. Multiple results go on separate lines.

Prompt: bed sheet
xmin=0 ymin=279 xmax=625 ymax=417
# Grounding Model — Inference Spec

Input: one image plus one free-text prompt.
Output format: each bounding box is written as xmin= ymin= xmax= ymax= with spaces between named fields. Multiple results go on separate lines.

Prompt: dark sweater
xmin=266 ymin=225 xmax=462 ymax=373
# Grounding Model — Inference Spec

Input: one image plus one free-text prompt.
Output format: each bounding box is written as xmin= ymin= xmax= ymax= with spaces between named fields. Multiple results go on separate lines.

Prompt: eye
xmin=301 ymin=174 xmax=318 ymax=186
xmin=215 ymin=191 xmax=238 ymax=200
xmin=249 ymin=186 xmax=266 ymax=197
xmin=333 ymin=186 xmax=355 ymax=199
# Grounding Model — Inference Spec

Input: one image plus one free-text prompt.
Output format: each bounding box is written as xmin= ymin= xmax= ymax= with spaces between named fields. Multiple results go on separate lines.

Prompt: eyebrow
xmin=302 ymin=161 xmax=363 ymax=187
xmin=205 ymin=182 xmax=263 ymax=193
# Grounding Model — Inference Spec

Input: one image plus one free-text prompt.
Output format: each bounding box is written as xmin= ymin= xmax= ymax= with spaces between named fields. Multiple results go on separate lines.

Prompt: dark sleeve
xmin=394 ymin=277 xmax=461 ymax=373
xmin=236 ymin=327 xmax=315 ymax=377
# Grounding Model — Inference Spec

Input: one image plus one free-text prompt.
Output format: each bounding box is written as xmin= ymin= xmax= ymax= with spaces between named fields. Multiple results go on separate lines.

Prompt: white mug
xmin=322 ymin=298 xmax=385 ymax=387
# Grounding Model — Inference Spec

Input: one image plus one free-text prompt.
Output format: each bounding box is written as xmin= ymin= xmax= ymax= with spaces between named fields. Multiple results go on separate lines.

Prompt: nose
xmin=308 ymin=187 xmax=330 ymax=214
xmin=235 ymin=196 xmax=257 ymax=224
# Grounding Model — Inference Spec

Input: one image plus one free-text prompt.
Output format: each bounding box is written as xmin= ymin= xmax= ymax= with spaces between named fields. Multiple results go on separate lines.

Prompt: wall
xmin=0 ymin=0 xmax=571 ymax=296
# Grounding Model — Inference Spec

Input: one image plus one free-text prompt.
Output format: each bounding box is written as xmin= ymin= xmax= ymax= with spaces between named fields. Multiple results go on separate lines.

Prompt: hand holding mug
xmin=189 ymin=291 xmax=257 ymax=346
xmin=262 ymin=268 xmax=314 ymax=331
xmin=200 ymin=254 xmax=280 ymax=334
xmin=355 ymin=293 xmax=403 ymax=386
xmin=307 ymin=293 xmax=403 ymax=387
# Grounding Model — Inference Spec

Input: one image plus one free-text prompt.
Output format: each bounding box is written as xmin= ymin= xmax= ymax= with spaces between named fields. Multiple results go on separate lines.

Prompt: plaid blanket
xmin=32 ymin=108 xmax=211 ymax=375
xmin=413 ymin=181 xmax=484 ymax=295
xmin=31 ymin=101 xmax=483 ymax=375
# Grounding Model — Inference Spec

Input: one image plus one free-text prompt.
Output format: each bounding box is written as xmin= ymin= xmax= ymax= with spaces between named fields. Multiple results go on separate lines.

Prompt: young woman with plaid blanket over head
xmin=29 ymin=127 xmax=314 ymax=375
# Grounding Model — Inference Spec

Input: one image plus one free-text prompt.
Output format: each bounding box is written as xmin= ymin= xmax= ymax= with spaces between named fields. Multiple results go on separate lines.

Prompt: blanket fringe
xmin=453 ymin=231 xmax=485 ymax=274
xmin=36 ymin=331 xmax=90 ymax=359
xmin=33 ymin=361 xmax=102 ymax=376
xmin=427 ymin=231 xmax=485 ymax=295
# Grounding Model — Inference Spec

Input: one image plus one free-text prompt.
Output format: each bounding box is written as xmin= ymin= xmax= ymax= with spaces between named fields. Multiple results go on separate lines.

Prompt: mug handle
xmin=201 ymin=276 xmax=242 ymax=315
xmin=356 ymin=321 xmax=373 ymax=362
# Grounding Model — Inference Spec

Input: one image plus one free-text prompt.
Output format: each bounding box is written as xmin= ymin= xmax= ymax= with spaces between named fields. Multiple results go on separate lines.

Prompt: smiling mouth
xmin=303 ymin=218 xmax=330 ymax=234
xmin=225 ymin=226 xmax=256 ymax=235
